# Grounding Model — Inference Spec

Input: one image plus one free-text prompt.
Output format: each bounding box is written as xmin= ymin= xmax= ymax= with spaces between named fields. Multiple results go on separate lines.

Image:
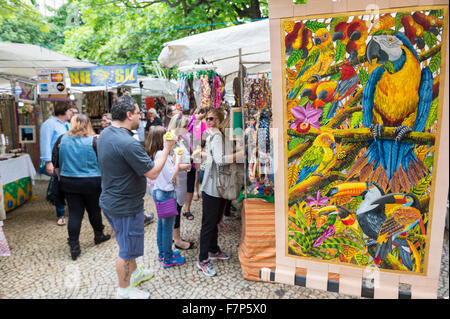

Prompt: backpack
xmin=208 ymin=132 xmax=245 ymax=200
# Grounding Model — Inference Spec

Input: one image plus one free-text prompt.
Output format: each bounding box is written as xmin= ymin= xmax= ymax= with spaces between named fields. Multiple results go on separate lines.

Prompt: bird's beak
xmin=330 ymin=142 xmax=336 ymax=155
xmin=332 ymin=31 xmax=344 ymax=42
xmin=326 ymin=182 xmax=367 ymax=198
xmin=372 ymin=193 xmax=405 ymax=205
xmin=314 ymin=37 xmax=322 ymax=45
xmin=318 ymin=206 xmax=338 ymax=216
xmin=366 ymin=38 xmax=389 ymax=65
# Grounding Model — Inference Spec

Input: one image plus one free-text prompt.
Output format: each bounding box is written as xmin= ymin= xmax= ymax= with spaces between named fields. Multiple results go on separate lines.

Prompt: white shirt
xmin=151 ymin=150 xmax=175 ymax=192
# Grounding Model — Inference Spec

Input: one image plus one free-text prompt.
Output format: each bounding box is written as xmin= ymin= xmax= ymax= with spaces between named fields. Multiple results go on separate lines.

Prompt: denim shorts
xmin=104 ymin=211 xmax=145 ymax=260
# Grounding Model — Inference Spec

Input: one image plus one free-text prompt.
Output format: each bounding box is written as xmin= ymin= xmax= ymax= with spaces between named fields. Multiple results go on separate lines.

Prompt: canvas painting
xmin=282 ymin=6 xmax=447 ymax=274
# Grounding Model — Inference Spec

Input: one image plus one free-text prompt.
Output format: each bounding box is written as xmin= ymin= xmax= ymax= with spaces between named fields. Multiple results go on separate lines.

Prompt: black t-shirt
xmin=97 ymin=126 xmax=154 ymax=216
xmin=145 ymin=117 xmax=163 ymax=133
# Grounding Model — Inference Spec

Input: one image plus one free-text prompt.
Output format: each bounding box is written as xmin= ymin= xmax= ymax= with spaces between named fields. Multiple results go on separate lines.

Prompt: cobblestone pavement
xmin=0 ymin=180 xmax=448 ymax=299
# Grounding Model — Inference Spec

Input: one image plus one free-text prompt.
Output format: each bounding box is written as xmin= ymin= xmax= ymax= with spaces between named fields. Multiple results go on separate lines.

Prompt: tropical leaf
xmin=350 ymin=111 xmax=363 ymax=128
xmin=284 ymin=21 xmax=296 ymax=34
xmin=288 ymin=137 xmax=305 ymax=151
xmin=429 ymin=9 xmax=444 ymax=17
xmin=287 ymin=49 xmax=305 ymax=68
xmin=355 ymin=252 xmax=370 ymax=265
xmin=309 ymin=248 xmax=335 ymax=260
xmin=346 ymin=196 xmax=363 ymax=212
xmin=424 ymin=155 xmax=434 ymax=169
xmin=329 ymin=71 xmax=342 ymax=82
xmin=423 ymin=31 xmax=437 ymax=48
xmin=299 ymin=96 xmax=310 ymax=106
xmin=288 ymin=162 xmax=300 ymax=188
xmin=425 ymin=98 xmax=439 ymax=130
xmin=335 ymin=40 xmax=346 ymax=62
xmin=341 ymin=244 xmax=357 ymax=260
xmin=304 ymin=20 xmax=328 ymax=32
xmin=429 ymin=51 xmax=441 ymax=73
xmin=320 ymin=237 xmax=363 ymax=250
xmin=358 ymin=68 xmax=369 ymax=86
xmin=395 ymin=12 xmax=404 ymax=32
xmin=316 ymin=214 xmax=336 ymax=239
xmin=321 ymin=102 xmax=333 ymax=124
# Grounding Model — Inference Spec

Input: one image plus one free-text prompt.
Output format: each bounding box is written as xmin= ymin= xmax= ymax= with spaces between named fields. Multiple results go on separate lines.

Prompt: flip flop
xmin=183 ymin=212 xmax=194 ymax=220
xmin=57 ymin=218 xmax=66 ymax=226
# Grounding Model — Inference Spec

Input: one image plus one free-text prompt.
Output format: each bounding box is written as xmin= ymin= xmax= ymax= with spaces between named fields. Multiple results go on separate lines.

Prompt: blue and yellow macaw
xmin=362 ymin=30 xmax=433 ymax=181
xmin=288 ymin=28 xmax=335 ymax=100
xmin=295 ymin=133 xmax=336 ymax=184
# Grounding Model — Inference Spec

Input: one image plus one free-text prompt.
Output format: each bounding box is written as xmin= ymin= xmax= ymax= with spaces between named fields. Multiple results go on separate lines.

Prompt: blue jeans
xmin=153 ymin=189 xmax=176 ymax=263
xmin=54 ymin=172 xmax=65 ymax=218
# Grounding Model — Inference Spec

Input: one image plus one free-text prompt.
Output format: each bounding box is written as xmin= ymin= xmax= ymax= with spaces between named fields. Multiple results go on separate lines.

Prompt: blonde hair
xmin=167 ymin=113 xmax=190 ymax=137
xmin=207 ymin=108 xmax=227 ymax=135
xmin=68 ymin=114 xmax=95 ymax=137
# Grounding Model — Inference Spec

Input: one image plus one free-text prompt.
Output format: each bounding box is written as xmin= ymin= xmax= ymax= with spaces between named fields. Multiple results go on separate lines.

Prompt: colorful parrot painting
xmin=362 ymin=30 xmax=433 ymax=181
xmin=284 ymin=8 xmax=445 ymax=274
xmin=294 ymin=133 xmax=336 ymax=184
xmin=288 ymin=28 xmax=335 ymax=100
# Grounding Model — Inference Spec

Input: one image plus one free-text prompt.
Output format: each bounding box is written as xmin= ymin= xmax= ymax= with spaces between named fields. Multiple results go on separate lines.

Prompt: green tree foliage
xmin=55 ymin=0 xmax=268 ymax=74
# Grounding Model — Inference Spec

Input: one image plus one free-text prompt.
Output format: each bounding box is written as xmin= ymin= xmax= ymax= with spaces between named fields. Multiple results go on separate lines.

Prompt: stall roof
xmin=158 ymin=19 xmax=271 ymax=79
xmin=0 ymin=42 xmax=95 ymax=79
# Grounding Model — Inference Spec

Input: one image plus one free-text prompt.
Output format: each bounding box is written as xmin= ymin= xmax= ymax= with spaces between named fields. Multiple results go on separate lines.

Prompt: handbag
xmin=46 ymin=174 xmax=65 ymax=207
xmin=154 ymin=197 xmax=178 ymax=219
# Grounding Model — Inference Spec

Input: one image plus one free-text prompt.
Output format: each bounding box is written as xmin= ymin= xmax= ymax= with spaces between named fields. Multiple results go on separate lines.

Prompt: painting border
xmin=279 ymin=5 xmax=449 ymax=277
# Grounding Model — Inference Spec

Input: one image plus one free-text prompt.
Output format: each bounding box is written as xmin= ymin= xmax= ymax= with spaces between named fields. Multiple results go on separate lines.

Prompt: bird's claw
xmin=370 ymin=124 xmax=383 ymax=141
xmin=394 ymin=126 xmax=412 ymax=143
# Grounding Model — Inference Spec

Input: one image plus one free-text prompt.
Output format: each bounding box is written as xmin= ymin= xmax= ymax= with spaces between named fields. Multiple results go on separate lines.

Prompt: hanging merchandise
xmin=200 ymin=74 xmax=211 ymax=109
xmin=176 ymin=76 xmax=189 ymax=111
xmin=240 ymin=72 xmax=274 ymax=199
xmin=193 ymin=77 xmax=202 ymax=108
xmin=213 ymin=75 xmax=222 ymax=108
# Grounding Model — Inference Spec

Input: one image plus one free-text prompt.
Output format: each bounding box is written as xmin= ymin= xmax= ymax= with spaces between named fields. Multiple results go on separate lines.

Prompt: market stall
xmin=158 ymin=19 xmax=277 ymax=281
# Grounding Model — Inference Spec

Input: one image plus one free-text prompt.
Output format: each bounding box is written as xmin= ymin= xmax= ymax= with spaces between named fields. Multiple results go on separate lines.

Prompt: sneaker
xmin=116 ymin=286 xmax=150 ymax=299
xmin=197 ymin=259 xmax=216 ymax=277
xmin=158 ymin=250 xmax=180 ymax=262
xmin=208 ymin=251 xmax=231 ymax=260
xmin=144 ymin=213 xmax=154 ymax=226
xmin=130 ymin=265 xmax=154 ymax=287
xmin=162 ymin=255 xmax=186 ymax=268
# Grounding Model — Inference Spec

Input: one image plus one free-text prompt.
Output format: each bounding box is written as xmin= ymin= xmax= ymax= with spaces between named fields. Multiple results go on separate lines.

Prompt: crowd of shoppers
xmin=39 ymin=95 xmax=241 ymax=298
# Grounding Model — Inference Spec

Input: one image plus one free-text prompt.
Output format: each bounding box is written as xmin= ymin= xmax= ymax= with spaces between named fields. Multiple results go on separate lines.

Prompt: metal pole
xmin=239 ymin=48 xmax=247 ymax=199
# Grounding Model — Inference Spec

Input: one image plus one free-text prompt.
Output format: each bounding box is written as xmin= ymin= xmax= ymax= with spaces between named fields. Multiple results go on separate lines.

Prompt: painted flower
xmin=306 ymin=190 xmax=329 ymax=207
xmin=289 ymin=102 xmax=322 ymax=131
xmin=312 ymin=225 xmax=336 ymax=248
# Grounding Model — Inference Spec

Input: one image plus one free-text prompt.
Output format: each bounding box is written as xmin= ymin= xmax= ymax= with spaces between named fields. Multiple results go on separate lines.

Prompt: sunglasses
xmin=206 ymin=117 xmax=215 ymax=121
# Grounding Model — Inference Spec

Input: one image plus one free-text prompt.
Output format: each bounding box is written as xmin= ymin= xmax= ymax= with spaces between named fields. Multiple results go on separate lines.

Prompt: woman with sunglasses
xmin=197 ymin=109 xmax=244 ymax=277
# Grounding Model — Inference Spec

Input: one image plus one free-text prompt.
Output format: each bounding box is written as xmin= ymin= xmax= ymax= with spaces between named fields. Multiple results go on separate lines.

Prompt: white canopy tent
xmin=0 ymin=42 xmax=95 ymax=80
xmin=158 ymin=19 xmax=271 ymax=82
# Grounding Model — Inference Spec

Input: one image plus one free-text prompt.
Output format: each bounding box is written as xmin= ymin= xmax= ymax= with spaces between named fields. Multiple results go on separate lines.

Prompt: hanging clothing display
xmin=239 ymin=73 xmax=274 ymax=198
xmin=176 ymin=70 xmax=225 ymax=110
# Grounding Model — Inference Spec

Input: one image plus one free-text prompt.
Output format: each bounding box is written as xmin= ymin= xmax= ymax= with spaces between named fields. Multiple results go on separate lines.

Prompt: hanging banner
xmin=36 ymin=69 xmax=67 ymax=95
xmin=68 ymin=64 xmax=138 ymax=87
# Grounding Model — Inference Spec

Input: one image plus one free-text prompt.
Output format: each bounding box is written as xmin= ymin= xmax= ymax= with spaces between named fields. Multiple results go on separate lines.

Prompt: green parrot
xmin=295 ymin=133 xmax=337 ymax=184
xmin=289 ymin=28 xmax=336 ymax=100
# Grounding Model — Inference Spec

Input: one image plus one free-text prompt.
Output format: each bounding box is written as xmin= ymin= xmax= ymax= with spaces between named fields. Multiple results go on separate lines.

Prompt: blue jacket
xmin=59 ymin=134 xmax=101 ymax=178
